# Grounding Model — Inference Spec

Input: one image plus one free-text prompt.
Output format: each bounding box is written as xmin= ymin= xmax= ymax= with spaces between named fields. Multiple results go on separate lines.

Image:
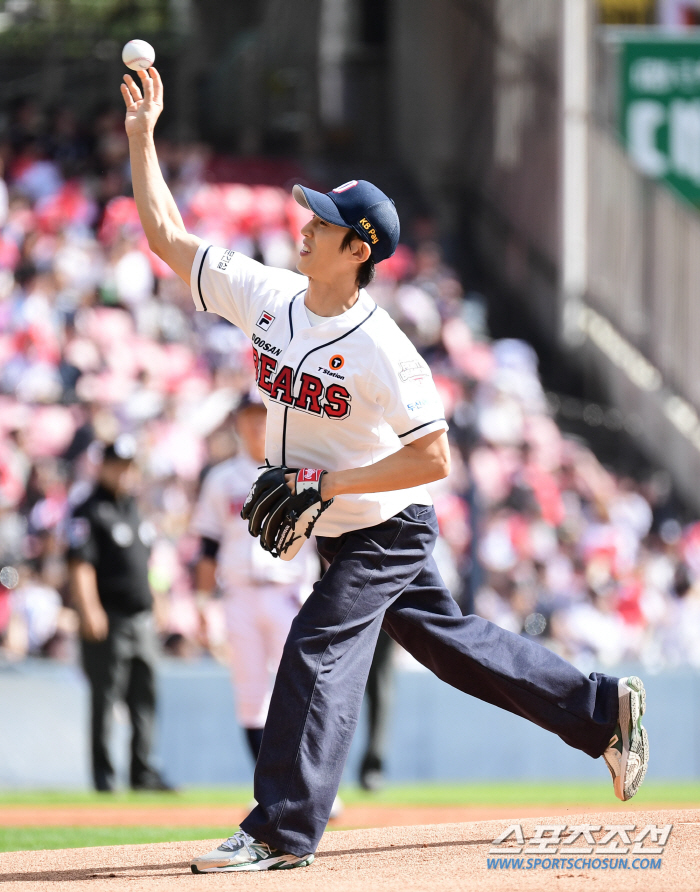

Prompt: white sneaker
xmin=602 ymin=676 xmax=649 ymax=801
xmin=191 ymin=830 xmax=314 ymax=873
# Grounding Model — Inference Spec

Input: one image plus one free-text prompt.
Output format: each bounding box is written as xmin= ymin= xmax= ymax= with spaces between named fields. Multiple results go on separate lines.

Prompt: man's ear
xmin=351 ymin=238 xmax=371 ymax=263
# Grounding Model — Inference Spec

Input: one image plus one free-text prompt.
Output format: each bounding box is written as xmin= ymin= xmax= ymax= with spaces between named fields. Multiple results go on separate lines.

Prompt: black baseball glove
xmin=242 ymin=466 xmax=333 ymax=560
xmin=241 ymin=464 xmax=296 ymax=537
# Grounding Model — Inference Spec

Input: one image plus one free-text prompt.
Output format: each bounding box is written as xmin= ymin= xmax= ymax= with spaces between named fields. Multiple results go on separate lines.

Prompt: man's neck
xmin=305 ymin=277 xmax=359 ymax=317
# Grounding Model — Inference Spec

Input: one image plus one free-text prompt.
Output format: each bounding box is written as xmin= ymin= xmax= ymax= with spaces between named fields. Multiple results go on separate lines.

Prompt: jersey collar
xmin=295 ymin=288 xmax=375 ymax=334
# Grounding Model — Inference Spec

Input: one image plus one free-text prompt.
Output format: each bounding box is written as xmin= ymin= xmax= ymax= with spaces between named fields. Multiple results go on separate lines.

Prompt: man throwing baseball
xmin=122 ymin=67 xmax=649 ymax=874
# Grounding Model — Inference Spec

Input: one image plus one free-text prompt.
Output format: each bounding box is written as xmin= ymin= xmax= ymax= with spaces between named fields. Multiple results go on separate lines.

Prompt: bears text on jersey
xmin=253 ymin=348 xmax=351 ymax=419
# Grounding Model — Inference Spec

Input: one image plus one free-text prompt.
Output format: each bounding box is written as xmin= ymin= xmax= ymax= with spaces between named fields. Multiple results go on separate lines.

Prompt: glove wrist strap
xmin=296 ymin=469 xmax=333 ymax=506
xmin=295 ymin=468 xmax=324 ymax=492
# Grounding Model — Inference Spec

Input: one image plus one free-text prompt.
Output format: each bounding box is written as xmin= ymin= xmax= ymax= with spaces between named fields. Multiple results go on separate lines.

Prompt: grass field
xmin=0 ymin=826 xmax=234 ymax=854
xmin=1 ymin=781 xmax=698 ymax=852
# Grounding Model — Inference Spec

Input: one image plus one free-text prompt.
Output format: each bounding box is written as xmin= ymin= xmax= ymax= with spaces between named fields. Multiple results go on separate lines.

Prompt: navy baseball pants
xmin=241 ymin=505 xmax=620 ymax=856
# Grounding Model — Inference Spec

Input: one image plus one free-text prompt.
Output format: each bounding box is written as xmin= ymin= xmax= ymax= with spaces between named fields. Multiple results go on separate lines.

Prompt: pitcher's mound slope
xmin=1 ymin=808 xmax=697 ymax=891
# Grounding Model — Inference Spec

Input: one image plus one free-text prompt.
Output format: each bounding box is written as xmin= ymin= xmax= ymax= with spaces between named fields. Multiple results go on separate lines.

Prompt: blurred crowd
xmin=1 ymin=97 xmax=700 ymax=672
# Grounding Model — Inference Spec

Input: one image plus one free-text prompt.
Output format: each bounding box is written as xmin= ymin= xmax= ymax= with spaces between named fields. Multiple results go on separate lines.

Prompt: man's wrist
xmin=128 ymin=129 xmax=155 ymax=147
xmin=321 ymin=471 xmax=341 ymax=501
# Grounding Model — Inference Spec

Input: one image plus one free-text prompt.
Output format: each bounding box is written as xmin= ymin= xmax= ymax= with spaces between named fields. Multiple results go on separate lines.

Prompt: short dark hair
xmin=340 ymin=229 xmax=375 ymax=289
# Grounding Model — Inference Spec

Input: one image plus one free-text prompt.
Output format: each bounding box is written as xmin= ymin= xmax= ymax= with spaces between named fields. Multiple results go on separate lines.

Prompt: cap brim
xmin=292 ymin=185 xmax=348 ymax=228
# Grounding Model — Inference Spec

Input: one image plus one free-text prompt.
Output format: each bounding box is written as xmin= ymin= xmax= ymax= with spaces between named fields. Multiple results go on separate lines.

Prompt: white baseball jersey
xmin=191 ymin=450 xmax=319 ymax=589
xmin=191 ymin=244 xmax=448 ymax=538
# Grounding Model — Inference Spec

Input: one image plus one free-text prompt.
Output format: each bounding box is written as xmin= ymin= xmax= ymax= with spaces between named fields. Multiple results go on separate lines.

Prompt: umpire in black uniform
xmin=67 ymin=434 xmax=171 ymax=792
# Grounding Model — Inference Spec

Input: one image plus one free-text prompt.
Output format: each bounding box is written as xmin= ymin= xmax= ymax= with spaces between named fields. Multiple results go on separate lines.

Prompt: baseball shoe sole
xmin=191 ymin=830 xmax=313 ymax=873
xmin=603 ymin=675 xmax=649 ymax=801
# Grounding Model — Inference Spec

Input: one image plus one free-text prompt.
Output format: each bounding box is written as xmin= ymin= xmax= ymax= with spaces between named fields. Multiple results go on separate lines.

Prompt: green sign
xmin=620 ymin=35 xmax=700 ymax=205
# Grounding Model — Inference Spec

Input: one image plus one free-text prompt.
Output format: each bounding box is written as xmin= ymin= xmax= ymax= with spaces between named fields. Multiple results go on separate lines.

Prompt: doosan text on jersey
xmin=191 ymin=245 xmax=448 ymax=539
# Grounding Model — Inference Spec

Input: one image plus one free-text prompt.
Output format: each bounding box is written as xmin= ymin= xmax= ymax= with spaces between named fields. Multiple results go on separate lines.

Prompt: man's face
xmin=297 ymin=215 xmax=356 ymax=282
xmin=100 ymin=460 xmax=138 ymax=495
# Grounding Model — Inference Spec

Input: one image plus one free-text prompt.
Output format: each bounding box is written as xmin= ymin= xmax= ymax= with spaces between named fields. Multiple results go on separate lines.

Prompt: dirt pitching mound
xmin=1 ymin=808 xmax=697 ymax=891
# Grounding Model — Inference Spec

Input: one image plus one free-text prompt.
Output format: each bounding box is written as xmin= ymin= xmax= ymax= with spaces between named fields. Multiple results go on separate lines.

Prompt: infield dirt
xmin=0 ymin=802 xmax=648 ymax=828
xmin=1 ymin=808 xmax=697 ymax=891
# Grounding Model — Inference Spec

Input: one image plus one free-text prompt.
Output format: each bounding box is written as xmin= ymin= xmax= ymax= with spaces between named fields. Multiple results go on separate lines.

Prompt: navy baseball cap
xmin=292 ymin=179 xmax=400 ymax=262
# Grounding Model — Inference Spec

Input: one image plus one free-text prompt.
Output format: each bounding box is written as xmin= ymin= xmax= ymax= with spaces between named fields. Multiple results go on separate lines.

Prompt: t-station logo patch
xmin=256 ymin=311 xmax=275 ymax=331
xmin=329 ymin=355 xmax=344 ymax=370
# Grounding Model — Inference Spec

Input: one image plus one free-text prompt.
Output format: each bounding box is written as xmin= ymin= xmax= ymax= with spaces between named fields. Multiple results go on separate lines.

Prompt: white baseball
xmin=122 ymin=39 xmax=155 ymax=71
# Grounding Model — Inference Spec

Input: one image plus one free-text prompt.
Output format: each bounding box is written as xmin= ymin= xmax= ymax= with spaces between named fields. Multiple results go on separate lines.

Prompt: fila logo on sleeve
xmin=256 ymin=311 xmax=275 ymax=331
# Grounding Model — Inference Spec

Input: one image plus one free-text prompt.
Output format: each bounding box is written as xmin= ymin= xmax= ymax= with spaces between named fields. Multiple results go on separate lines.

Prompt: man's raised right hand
xmin=121 ymin=67 xmax=164 ymax=139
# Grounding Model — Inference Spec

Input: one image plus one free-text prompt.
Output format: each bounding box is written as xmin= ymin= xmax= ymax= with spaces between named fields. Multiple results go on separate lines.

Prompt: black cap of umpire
xmin=102 ymin=433 xmax=138 ymax=463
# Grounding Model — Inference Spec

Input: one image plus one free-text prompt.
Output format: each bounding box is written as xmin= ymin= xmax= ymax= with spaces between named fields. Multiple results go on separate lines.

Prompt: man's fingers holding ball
xmin=150 ymin=67 xmax=163 ymax=101
xmin=139 ymin=69 xmax=155 ymax=99
xmin=123 ymin=74 xmax=142 ymax=102
xmin=123 ymin=69 xmax=161 ymax=104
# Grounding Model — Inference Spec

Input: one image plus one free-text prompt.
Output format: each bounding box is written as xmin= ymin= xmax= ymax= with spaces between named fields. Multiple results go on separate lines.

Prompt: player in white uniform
xmin=121 ymin=67 xmax=649 ymax=875
xmin=191 ymin=394 xmax=318 ymax=762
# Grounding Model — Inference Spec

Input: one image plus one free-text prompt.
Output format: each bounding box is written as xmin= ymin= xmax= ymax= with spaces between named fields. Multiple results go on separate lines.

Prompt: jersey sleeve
xmin=191 ymin=467 xmax=228 ymax=543
xmin=371 ymin=333 xmax=448 ymax=445
xmin=190 ymin=243 xmax=306 ymax=338
xmin=65 ymin=503 xmax=98 ymax=565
